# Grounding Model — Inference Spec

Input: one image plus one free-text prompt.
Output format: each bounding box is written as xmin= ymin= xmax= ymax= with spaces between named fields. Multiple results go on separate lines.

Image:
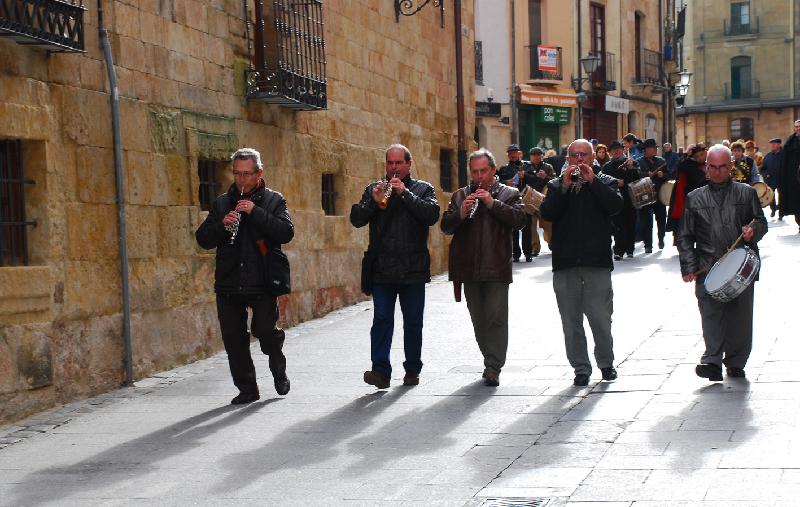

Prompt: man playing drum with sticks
xmin=677 ymin=144 xmax=767 ymax=381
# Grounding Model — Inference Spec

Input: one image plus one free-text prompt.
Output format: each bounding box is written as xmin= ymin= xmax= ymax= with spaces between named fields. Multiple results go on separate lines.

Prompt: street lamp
xmin=571 ymin=53 xmax=601 ymax=138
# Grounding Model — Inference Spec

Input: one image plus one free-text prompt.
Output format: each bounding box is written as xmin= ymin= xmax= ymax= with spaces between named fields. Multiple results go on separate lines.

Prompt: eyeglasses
xmin=232 ymin=171 xmax=257 ymax=177
xmin=568 ymin=152 xmax=591 ymax=158
xmin=706 ymin=163 xmax=729 ymax=171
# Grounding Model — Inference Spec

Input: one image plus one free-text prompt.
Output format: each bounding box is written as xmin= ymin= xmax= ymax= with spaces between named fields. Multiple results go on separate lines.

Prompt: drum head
xmin=659 ymin=180 xmax=675 ymax=206
xmin=705 ymin=248 xmax=747 ymax=293
xmin=752 ymin=182 xmax=768 ymax=199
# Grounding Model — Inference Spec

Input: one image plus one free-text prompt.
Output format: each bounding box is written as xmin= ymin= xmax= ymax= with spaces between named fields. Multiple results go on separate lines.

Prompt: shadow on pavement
xmin=213 ymin=389 xmax=408 ymax=493
xmin=338 ymin=381 xmax=496 ymax=477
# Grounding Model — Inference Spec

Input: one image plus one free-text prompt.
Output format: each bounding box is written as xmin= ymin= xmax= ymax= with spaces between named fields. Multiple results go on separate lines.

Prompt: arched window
xmin=645 ymin=114 xmax=658 ymax=141
xmin=730 ymin=56 xmax=753 ymax=99
xmin=730 ymin=118 xmax=754 ymax=140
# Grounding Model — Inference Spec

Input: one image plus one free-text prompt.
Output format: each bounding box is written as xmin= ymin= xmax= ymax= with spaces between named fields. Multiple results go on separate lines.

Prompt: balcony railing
xmin=724 ymin=16 xmax=759 ymax=36
xmin=246 ymin=0 xmax=327 ymax=110
xmin=529 ymin=45 xmax=563 ymax=81
xmin=725 ymin=79 xmax=760 ymax=100
xmin=633 ymin=48 xmax=662 ymax=85
xmin=591 ymin=51 xmax=616 ymax=91
xmin=0 ymin=0 xmax=85 ymax=52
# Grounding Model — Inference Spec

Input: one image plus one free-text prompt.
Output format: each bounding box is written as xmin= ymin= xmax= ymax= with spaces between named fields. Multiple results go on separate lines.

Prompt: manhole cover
xmin=478 ymin=498 xmax=550 ymax=507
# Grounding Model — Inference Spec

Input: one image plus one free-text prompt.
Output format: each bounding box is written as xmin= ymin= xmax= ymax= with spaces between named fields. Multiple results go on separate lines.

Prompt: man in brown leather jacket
xmin=441 ymin=149 xmax=527 ymax=386
xmin=678 ymin=144 xmax=767 ymax=381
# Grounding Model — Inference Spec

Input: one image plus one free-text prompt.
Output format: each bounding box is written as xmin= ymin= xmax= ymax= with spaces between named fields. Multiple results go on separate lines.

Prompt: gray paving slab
xmin=1 ymin=220 xmax=799 ymax=505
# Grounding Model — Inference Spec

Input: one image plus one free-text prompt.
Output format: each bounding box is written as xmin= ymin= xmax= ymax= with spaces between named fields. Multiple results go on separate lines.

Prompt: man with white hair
xmin=677 ymin=144 xmax=767 ymax=381
xmin=540 ymin=139 xmax=624 ymax=387
xmin=196 ymin=148 xmax=295 ymax=404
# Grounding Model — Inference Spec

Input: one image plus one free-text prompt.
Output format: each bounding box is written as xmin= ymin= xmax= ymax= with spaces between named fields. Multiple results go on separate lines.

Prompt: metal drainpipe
xmin=97 ymin=0 xmax=134 ymax=386
xmin=455 ymin=0 xmax=467 ymax=187
xmin=575 ymin=0 xmax=582 ymax=139
xmin=510 ymin=0 xmax=518 ymax=145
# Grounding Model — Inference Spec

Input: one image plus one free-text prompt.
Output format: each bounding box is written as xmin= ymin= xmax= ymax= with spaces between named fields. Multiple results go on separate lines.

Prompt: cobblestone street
xmin=2 ymin=219 xmax=799 ymax=506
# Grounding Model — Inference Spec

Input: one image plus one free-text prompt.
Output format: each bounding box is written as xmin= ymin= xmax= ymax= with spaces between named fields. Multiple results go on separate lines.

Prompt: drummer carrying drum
xmin=677 ymin=144 xmax=767 ymax=381
xmin=637 ymin=138 xmax=668 ymax=251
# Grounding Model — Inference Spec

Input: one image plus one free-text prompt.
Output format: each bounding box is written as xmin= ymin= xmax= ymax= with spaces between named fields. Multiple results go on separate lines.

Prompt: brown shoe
xmin=363 ymin=370 xmax=390 ymax=389
xmin=484 ymin=371 xmax=500 ymax=387
xmin=402 ymin=373 xmax=419 ymax=386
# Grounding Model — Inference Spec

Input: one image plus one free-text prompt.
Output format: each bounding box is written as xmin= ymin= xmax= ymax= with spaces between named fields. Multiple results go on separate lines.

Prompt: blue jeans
xmin=370 ymin=282 xmax=425 ymax=378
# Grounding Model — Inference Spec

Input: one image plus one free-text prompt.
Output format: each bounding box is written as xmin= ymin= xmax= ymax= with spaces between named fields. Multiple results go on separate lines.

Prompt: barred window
xmin=198 ymin=160 xmax=226 ymax=211
xmin=440 ymin=148 xmax=453 ymax=192
xmin=475 ymin=41 xmax=484 ymax=86
xmin=0 ymin=140 xmax=35 ymax=266
xmin=730 ymin=118 xmax=754 ymax=141
xmin=321 ymin=173 xmax=336 ymax=215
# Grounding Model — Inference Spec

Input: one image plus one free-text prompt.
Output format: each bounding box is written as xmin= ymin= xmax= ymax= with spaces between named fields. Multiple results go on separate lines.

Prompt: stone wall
xmin=0 ymin=0 xmax=475 ymax=423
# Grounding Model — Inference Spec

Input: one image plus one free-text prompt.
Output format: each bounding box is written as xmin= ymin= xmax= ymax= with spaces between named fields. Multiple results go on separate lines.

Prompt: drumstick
xmin=693 ymin=218 xmax=756 ymax=276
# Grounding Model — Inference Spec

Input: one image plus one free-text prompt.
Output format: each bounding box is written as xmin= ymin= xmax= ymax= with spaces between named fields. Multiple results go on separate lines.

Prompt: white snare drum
xmin=751 ymin=182 xmax=772 ymax=208
xmin=704 ymin=246 xmax=760 ymax=303
xmin=521 ymin=185 xmax=545 ymax=215
xmin=628 ymin=177 xmax=656 ymax=209
xmin=659 ymin=180 xmax=675 ymax=206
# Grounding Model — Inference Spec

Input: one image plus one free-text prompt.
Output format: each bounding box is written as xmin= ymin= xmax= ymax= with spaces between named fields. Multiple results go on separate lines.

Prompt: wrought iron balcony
xmin=724 ymin=16 xmax=759 ymax=36
xmin=725 ymin=79 xmax=760 ymax=100
xmin=590 ymin=51 xmax=616 ymax=91
xmin=0 ymin=0 xmax=85 ymax=52
xmin=246 ymin=0 xmax=327 ymax=110
xmin=529 ymin=45 xmax=563 ymax=81
xmin=633 ymin=48 xmax=662 ymax=86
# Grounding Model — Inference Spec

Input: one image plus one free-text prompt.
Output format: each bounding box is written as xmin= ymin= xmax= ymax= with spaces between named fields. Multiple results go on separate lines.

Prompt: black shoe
xmin=726 ymin=367 xmax=746 ymax=378
xmin=532 ymin=251 xmax=539 ymax=257
xmin=363 ymin=370 xmax=390 ymax=389
xmin=771 ymin=209 xmax=776 ymax=218
xmin=573 ymin=374 xmax=589 ymax=387
xmin=274 ymin=376 xmax=290 ymax=395
xmin=626 ymin=252 xmax=634 ymax=258
xmin=601 ymin=367 xmax=617 ymax=381
xmin=484 ymin=371 xmax=500 ymax=387
xmin=613 ymin=254 xmax=623 ymax=261
xmin=513 ymin=257 xmax=520 ymax=263
xmin=695 ymin=363 xmax=723 ymax=381
xmin=402 ymin=373 xmax=419 ymax=386
xmin=525 ymin=257 xmax=533 ymax=263
xmin=644 ymin=248 xmax=652 ymax=254
xmin=231 ymin=392 xmax=260 ymax=405
xmin=658 ymin=239 xmax=665 ymax=250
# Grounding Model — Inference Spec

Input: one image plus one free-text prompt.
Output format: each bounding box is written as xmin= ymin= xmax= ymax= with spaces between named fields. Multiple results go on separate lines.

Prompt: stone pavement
xmin=1 ymin=219 xmax=799 ymax=506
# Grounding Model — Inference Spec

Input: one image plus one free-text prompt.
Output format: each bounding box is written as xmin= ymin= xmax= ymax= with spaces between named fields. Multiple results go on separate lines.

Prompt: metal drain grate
xmin=478 ymin=498 xmax=550 ymax=507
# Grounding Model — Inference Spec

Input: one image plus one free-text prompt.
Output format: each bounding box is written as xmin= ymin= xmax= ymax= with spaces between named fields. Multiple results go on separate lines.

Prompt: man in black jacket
xmin=499 ymin=144 xmax=536 ymax=261
xmin=601 ymin=140 xmax=641 ymax=259
xmin=196 ymin=148 xmax=295 ymax=404
xmin=678 ymin=144 xmax=767 ymax=381
xmin=540 ymin=139 xmax=624 ymax=387
xmin=637 ymin=138 xmax=668 ymax=251
xmin=350 ymin=144 xmax=440 ymax=389
xmin=778 ymin=120 xmax=800 ymax=231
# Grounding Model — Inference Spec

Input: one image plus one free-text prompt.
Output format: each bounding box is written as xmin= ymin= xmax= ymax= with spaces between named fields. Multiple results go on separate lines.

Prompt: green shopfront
xmin=519 ymin=105 xmax=570 ymax=154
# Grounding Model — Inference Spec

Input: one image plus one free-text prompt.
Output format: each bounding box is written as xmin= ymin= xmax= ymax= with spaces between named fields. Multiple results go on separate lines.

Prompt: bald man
xmin=678 ymin=144 xmax=767 ymax=381
xmin=540 ymin=139 xmax=624 ymax=387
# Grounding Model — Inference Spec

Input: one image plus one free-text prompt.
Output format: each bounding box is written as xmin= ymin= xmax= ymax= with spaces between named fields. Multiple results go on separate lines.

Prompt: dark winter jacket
xmin=350 ymin=175 xmax=440 ymax=284
xmin=196 ymin=181 xmax=294 ymax=294
xmin=677 ymin=179 xmax=767 ymax=276
xmin=540 ymin=174 xmax=624 ymax=272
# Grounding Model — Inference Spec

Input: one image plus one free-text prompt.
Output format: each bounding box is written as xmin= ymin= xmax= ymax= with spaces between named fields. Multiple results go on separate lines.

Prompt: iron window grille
xmin=321 ymin=173 xmax=336 ymax=215
xmin=198 ymin=160 xmax=224 ymax=212
xmin=590 ymin=51 xmax=616 ymax=91
xmin=246 ymin=0 xmax=327 ymax=110
xmin=730 ymin=117 xmax=754 ymax=140
xmin=0 ymin=0 xmax=86 ymax=52
xmin=0 ymin=139 xmax=36 ymax=266
xmin=475 ymin=40 xmax=484 ymax=85
xmin=439 ymin=148 xmax=453 ymax=192
xmin=633 ymin=48 xmax=662 ymax=85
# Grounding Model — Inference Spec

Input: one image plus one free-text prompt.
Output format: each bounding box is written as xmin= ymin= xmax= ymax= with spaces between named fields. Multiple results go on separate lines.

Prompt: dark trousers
xmin=612 ymin=206 xmax=636 ymax=256
xmin=638 ymin=202 xmax=666 ymax=249
xmin=513 ymin=215 xmax=534 ymax=259
xmin=216 ymin=293 xmax=285 ymax=395
xmin=695 ymin=279 xmax=754 ymax=369
xmin=370 ymin=282 xmax=425 ymax=378
xmin=464 ymin=281 xmax=509 ymax=374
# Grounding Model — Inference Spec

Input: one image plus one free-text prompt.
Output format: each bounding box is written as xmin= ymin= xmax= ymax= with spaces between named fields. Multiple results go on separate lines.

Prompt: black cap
xmin=642 ymin=138 xmax=658 ymax=149
xmin=589 ymin=138 xmax=599 ymax=145
xmin=687 ymin=143 xmax=707 ymax=157
xmin=769 ymin=137 xmax=782 ymax=144
xmin=529 ymin=147 xmax=544 ymax=155
xmin=608 ymin=140 xmax=624 ymax=150
xmin=506 ymin=143 xmax=521 ymax=152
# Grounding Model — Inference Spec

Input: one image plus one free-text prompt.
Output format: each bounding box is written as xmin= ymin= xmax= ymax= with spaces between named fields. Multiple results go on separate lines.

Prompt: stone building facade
xmin=0 ymin=0 xmax=475 ymax=423
xmin=677 ymin=0 xmax=799 ymax=148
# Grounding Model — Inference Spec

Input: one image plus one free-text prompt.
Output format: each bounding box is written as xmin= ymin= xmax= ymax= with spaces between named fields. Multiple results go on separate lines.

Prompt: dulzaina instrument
xmin=224 ymin=188 xmax=245 ymax=244
xmin=378 ymin=172 xmax=397 ymax=209
xmin=699 ymin=219 xmax=759 ymax=303
xmin=467 ymin=181 xmax=482 ymax=219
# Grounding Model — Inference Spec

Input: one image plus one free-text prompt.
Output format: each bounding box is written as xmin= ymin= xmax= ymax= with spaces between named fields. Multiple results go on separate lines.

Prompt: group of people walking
xmin=195 ymin=121 xmax=795 ymax=402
